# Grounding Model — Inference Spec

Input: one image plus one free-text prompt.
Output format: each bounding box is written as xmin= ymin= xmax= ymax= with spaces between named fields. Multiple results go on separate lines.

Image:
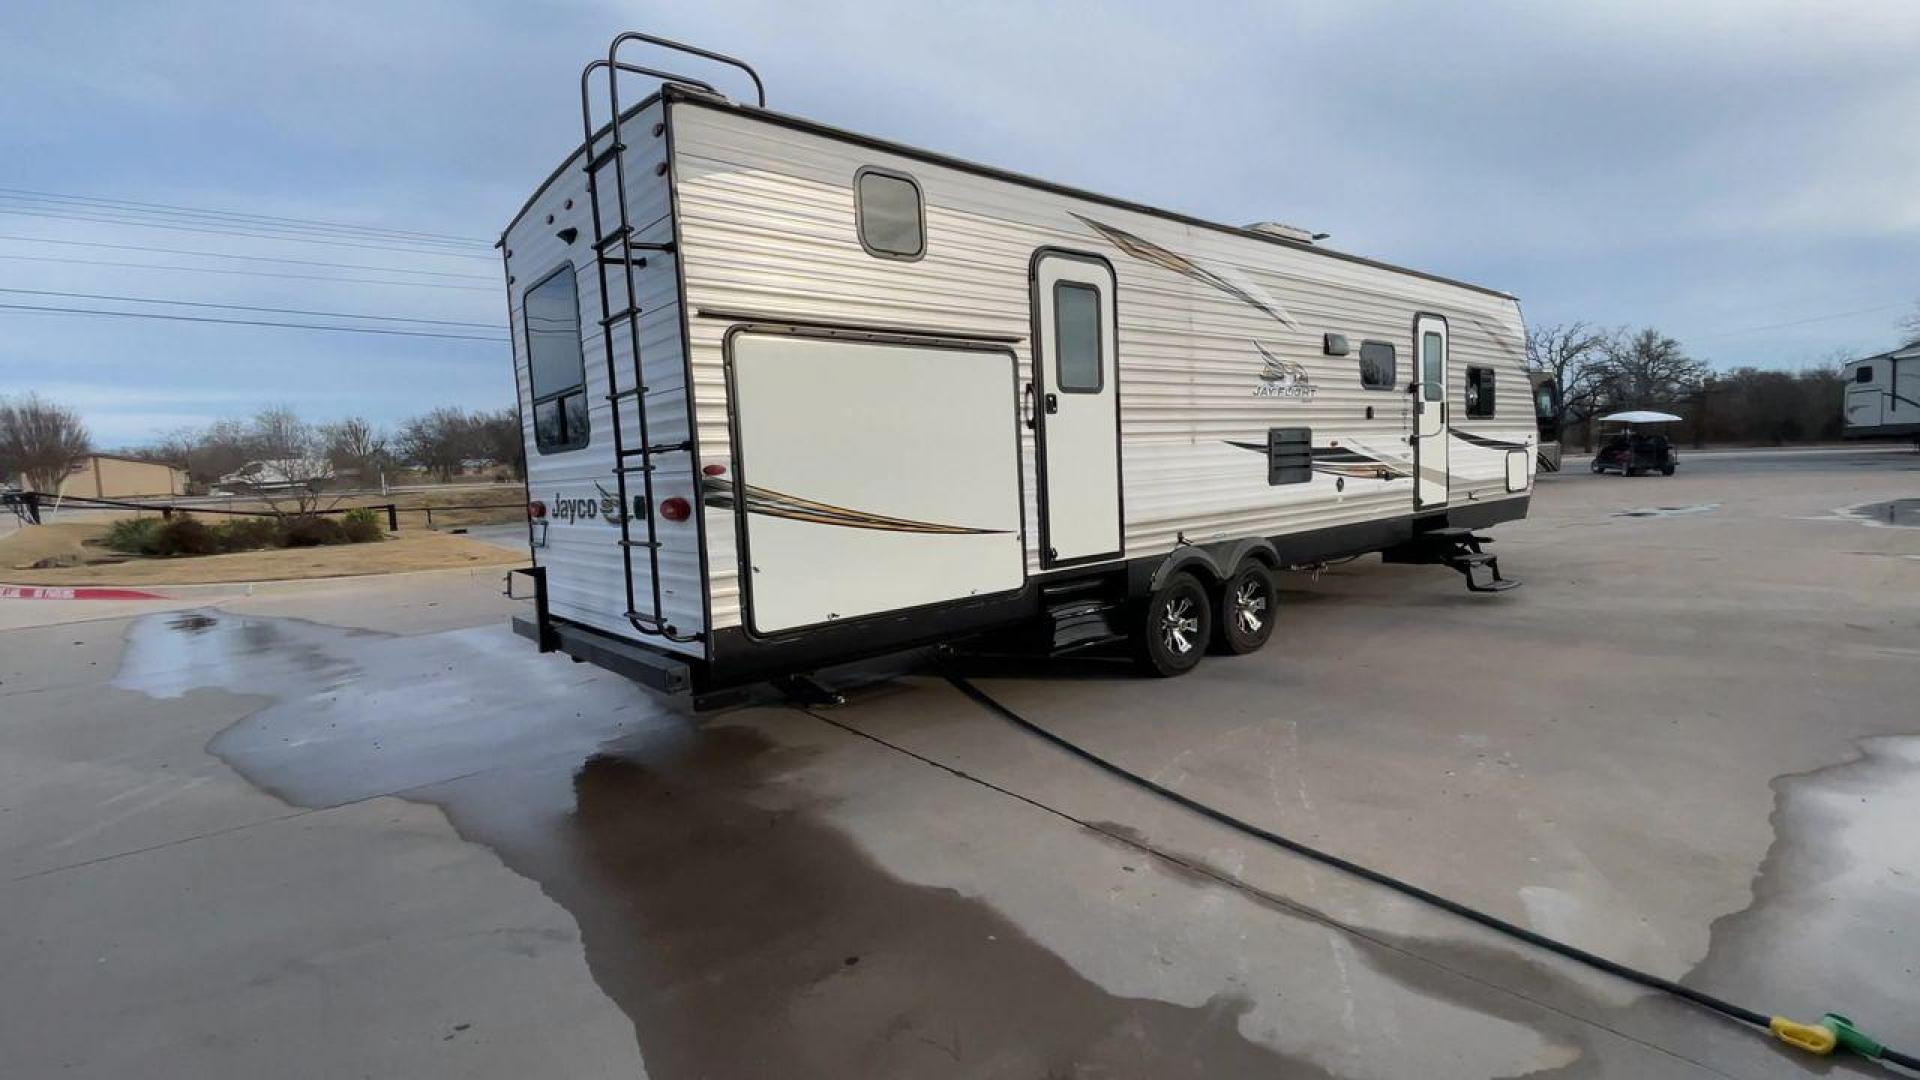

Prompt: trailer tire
xmin=1133 ymin=571 xmax=1210 ymax=677
xmin=1661 ymin=464 xmax=1676 ymax=476
xmin=1212 ymin=561 xmax=1276 ymax=655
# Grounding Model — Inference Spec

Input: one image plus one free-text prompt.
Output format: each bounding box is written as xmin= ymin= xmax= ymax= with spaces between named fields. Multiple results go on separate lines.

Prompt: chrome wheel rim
xmin=1232 ymin=579 xmax=1268 ymax=636
xmin=1159 ymin=595 xmax=1200 ymax=655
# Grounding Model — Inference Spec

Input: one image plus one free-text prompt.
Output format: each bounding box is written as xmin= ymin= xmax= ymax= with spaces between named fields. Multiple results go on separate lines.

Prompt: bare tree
xmin=1524 ymin=321 xmax=1611 ymax=432
xmin=0 ymin=394 xmax=92 ymax=496
xmin=243 ymin=406 xmax=333 ymax=515
xmin=396 ymin=407 xmax=474 ymax=483
xmin=320 ymin=416 xmax=388 ymax=480
xmin=468 ymin=408 xmax=526 ymax=480
xmin=1593 ymin=327 xmax=1708 ymax=412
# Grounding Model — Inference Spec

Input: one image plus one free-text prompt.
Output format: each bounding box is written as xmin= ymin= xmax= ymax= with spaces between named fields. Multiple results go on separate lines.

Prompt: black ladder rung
xmin=613 ymin=462 xmax=656 ymax=474
xmin=593 ymin=226 xmax=632 ymax=252
xmin=584 ymin=142 xmax=626 ymax=172
xmin=618 ymin=440 xmax=692 ymax=458
xmin=599 ymin=307 xmax=642 ymax=327
xmin=618 ymin=539 xmax=662 ymax=550
xmin=605 ymin=385 xmax=650 ymax=403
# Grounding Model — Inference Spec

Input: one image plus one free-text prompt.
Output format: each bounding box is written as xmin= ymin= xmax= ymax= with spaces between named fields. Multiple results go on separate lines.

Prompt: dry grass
xmin=2 ymin=521 xmax=525 ymax=585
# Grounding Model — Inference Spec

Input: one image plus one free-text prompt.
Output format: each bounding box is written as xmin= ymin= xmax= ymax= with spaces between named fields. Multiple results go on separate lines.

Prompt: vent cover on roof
xmin=1245 ymin=221 xmax=1320 ymax=244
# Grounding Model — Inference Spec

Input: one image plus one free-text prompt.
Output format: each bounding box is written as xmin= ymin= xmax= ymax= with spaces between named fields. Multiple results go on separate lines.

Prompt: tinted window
xmin=523 ymin=265 xmax=589 ymax=453
xmin=1422 ymin=331 xmax=1444 ymax=402
xmin=1466 ymin=367 xmax=1496 ymax=417
xmin=856 ymin=169 xmax=924 ymax=259
xmin=1358 ymin=340 xmax=1396 ymax=390
xmin=1534 ymin=381 xmax=1555 ymax=418
xmin=1856 ymin=366 xmax=1873 ymax=384
xmin=1054 ymin=282 xmax=1103 ymax=393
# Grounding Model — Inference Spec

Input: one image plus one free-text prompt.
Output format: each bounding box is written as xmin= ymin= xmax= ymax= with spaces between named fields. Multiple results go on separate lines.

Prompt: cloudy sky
xmin=2 ymin=0 xmax=1916 ymax=446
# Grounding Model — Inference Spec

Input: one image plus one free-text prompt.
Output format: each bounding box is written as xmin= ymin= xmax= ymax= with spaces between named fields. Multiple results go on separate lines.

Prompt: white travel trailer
xmin=504 ymin=33 xmax=1538 ymax=694
xmin=1843 ymin=345 xmax=1920 ymax=441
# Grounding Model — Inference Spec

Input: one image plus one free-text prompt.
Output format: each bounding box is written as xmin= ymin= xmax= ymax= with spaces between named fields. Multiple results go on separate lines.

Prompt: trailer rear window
xmin=524 ymin=264 xmax=590 ymax=453
xmin=855 ymin=168 xmax=924 ymax=260
xmin=1358 ymin=340 xmax=1395 ymax=390
xmin=1466 ymin=366 xmax=1496 ymax=417
xmin=1856 ymin=366 xmax=1873 ymax=384
xmin=1053 ymin=282 xmax=1103 ymax=393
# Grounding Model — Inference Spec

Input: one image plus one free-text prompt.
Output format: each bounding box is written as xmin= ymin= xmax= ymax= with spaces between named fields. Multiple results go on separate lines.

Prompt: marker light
xmin=659 ymin=497 xmax=692 ymax=522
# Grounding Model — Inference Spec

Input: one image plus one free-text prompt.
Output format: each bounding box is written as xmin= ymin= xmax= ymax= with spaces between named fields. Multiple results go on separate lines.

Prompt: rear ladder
xmin=575 ymin=33 xmax=762 ymax=643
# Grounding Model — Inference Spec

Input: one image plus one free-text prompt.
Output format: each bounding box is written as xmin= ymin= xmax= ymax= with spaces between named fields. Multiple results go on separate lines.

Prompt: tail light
xmin=528 ymin=500 xmax=547 ymax=519
xmin=659 ymin=496 xmax=692 ymax=522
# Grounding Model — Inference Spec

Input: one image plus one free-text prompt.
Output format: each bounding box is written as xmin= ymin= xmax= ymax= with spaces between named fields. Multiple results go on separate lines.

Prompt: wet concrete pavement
xmin=1 ymin=453 xmax=1915 ymax=1077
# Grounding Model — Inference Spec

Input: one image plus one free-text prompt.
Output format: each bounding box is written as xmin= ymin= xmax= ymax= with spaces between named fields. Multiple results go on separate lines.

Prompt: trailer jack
xmin=774 ymin=673 xmax=845 ymax=708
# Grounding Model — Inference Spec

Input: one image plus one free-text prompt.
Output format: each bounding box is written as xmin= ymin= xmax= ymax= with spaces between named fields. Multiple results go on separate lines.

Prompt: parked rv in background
xmin=1844 ymin=344 xmax=1920 ymax=442
xmin=504 ymin=32 xmax=1535 ymax=696
xmin=1529 ymin=371 xmax=1562 ymax=472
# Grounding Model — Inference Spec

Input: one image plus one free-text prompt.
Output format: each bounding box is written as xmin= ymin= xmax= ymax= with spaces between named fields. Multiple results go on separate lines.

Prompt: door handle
xmin=1044 ymin=393 xmax=1059 ymax=415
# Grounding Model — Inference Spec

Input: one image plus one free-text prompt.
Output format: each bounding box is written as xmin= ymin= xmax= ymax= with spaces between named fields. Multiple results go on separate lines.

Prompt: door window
xmin=1421 ymin=331 xmax=1444 ymax=402
xmin=1053 ymin=281 xmax=1103 ymax=393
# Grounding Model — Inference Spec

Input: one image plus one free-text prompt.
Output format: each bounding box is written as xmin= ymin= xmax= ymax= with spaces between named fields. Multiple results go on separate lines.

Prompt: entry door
xmin=1413 ymin=314 xmax=1450 ymax=509
xmin=1033 ymin=252 xmax=1121 ymax=566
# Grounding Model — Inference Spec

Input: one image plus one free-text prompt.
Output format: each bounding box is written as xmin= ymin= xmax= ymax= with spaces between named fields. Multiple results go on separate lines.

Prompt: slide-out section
xmin=727 ymin=332 xmax=1025 ymax=635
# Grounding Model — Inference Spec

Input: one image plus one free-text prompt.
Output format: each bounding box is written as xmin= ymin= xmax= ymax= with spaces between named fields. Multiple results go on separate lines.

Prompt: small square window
xmin=1465 ymin=366 xmax=1496 ymax=418
xmin=1358 ymin=340 xmax=1396 ymax=390
xmin=855 ymin=168 xmax=924 ymax=260
xmin=1856 ymin=366 xmax=1873 ymax=384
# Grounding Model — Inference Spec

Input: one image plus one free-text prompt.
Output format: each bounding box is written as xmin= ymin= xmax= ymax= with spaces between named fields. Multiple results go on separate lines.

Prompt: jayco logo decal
xmin=549 ymin=483 xmax=644 ymax=525
xmin=1251 ymin=341 xmax=1315 ymax=401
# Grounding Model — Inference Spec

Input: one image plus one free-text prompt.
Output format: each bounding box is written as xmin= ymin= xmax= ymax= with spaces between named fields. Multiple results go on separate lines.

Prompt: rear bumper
xmin=513 ymin=613 xmax=693 ymax=694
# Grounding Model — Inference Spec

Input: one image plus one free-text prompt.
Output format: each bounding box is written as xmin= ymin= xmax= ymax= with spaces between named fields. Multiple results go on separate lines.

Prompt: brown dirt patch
xmin=3 ymin=528 xmax=523 ymax=585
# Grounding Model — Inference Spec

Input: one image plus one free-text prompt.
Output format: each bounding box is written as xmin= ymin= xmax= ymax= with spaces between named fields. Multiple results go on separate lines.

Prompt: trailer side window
xmin=855 ymin=167 xmax=925 ymax=260
xmin=1465 ymin=366 xmax=1496 ymax=417
xmin=1358 ymin=340 xmax=1396 ymax=390
xmin=524 ymin=264 xmax=590 ymax=453
xmin=1053 ymin=282 xmax=1103 ymax=393
xmin=1856 ymin=366 xmax=1873 ymax=384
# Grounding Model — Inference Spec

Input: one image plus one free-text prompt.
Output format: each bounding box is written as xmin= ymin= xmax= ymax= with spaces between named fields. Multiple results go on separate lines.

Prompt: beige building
xmin=28 ymin=454 xmax=189 ymax=499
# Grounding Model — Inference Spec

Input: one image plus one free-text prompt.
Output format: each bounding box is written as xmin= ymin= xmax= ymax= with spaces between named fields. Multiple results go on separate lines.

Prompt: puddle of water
xmin=1852 ymin=498 xmax=1920 ymax=528
xmin=1610 ymin=504 xmax=1720 ymax=519
xmin=114 ymin=611 xmax=1320 ymax=1077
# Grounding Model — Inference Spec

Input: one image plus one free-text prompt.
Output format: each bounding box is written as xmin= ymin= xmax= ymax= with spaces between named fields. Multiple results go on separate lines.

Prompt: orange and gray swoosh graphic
xmin=1073 ymin=213 xmax=1301 ymax=330
xmin=703 ymin=477 xmax=1008 ymax=535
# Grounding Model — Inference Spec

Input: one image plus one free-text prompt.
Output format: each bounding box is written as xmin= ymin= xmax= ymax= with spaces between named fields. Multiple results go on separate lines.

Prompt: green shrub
xmin=102 ymin=516 xmax=162 ymax=554
xmin=212 ymin=517 xmax=283 ymax=552
xmin=282 ymin=515 xmax=348 ymax=547
xmin=341 ymin=507 xmax=384 ymax=544
xmin=147 ymin=517 xmax=220 ymax=557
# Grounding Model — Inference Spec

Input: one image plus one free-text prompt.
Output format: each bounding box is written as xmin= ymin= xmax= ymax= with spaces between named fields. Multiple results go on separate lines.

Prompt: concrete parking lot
xmin=3 ymin=449 xmax=1916 ymax=1078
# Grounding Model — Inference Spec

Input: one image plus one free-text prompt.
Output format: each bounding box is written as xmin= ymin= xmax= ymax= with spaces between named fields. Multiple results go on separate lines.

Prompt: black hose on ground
xmin=937 ymin=667 xmax=1919 ymax=1073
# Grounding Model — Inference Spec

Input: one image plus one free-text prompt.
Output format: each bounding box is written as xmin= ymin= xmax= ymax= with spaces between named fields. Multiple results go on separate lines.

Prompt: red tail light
xmin=528 ymin=500 xmax=547 ymax=519
xmin=702 ymin=463 xmax=727 ymax=477
xmin=659 ymin=496 xmax=692 ymax=522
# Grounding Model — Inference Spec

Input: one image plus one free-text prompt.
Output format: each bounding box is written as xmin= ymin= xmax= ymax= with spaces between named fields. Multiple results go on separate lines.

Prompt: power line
xmin=0 ymin=301 xmax=508 ymax=342
xmin=0 ymin=287 xmax=504 ymax=330
xmin=1692 ymin=302 xmax=1910 ymax=342
xmin=0 ymin=233 xmax=494 ymax=280
xmin=0 ymin=206 xmax=496 ymax=261
xmin=0 ymin=252 xmax=495 ymax=291
xmin=0 ymin=187 xmax=490 ymax=247
xmin=0 ymin=195 xmax=489 ymax=255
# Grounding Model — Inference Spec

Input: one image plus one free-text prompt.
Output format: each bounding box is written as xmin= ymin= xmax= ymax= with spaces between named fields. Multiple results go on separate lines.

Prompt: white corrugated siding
xmin=504 ymin=99 xmax=706 ymax=657
xmin=668 ymin=100 xmax=1533 ymax=634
